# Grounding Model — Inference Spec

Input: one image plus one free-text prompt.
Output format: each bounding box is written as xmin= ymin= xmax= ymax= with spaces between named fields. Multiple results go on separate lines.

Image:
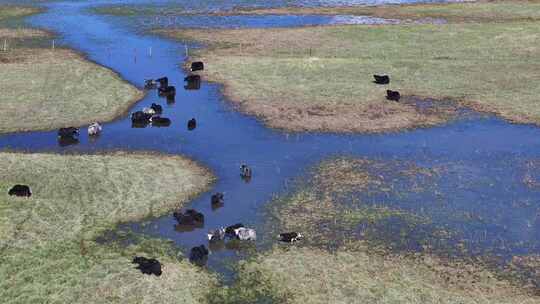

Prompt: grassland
xmin=0 ymin=6 xmax=40 ymax=22
xmin=0 ymin=5 xmax=143 ymax=134
xmin=210 ymin=157 xmax=540 ymax=303
xmin=0 ymin=152 xmax=217 ymax=303
xmin=156 ymin=1 xmax=540 ymax=132
xmin=226 ymin=1 xmax=540 ymax=22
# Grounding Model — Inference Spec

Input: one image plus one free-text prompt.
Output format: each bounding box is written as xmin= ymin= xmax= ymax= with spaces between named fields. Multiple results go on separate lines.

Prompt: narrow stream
xmin=2 ymin=0 xmax=540 ymax=279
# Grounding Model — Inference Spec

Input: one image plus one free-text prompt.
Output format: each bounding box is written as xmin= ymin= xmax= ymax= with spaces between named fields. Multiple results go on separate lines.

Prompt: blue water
xmin=1 ymin=0 xmax=540 ymax=276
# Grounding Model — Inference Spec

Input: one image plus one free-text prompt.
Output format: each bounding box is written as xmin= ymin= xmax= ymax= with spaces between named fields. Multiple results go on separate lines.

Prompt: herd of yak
xmin=8 ymin=65 xmax=400 ymax=276
xmin=53 ymin=61 xmax=205 ymax=147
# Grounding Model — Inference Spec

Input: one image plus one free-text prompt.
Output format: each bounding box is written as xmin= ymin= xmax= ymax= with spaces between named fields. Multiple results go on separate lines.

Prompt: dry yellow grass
xmin=0 ymin=28 xmax=50 ymax=39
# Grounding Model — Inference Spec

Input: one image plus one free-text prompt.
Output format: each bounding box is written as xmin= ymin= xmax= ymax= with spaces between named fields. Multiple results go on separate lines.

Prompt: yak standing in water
xmin=240 ymin=164 xmax=252 ymax=181
xmin=87 ymin=122 xmax=102 ymax=136
xmin=187 ymin=118 xmax=197 ymax=131
xmin=189 ymin=245 xmax=209 ymax=266
xmin=184 ymin=75 xmax=201 ymax=90
xmin=156 ymin=77 xmax=168 ymax=88
xmin=150 ymin=103 xmax=163 ymax=114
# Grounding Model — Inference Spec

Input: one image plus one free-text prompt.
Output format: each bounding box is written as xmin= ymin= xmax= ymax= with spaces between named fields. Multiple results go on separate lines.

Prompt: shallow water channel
xmin=1 ymin=0 xmax=540 ymax=280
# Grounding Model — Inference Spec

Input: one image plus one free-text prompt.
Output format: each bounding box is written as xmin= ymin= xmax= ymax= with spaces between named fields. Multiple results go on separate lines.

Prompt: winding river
xmin=2 ymin=0 xmax=540 ymax=276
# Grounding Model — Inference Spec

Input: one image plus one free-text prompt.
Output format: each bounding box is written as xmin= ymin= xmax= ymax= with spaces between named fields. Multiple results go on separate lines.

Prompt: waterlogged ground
xmin=1 ymin=0 xmax=540 ymax=293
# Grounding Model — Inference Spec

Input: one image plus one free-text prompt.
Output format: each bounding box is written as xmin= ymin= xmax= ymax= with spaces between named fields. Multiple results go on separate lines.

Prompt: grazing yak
xmin=279 ymin=232 xmax=303 ymax=243
xmin=150 ymin=116 xmax=171 ymax=127
xmin=189 ymin=245 xmax=209 ymax=266
xmin=87 ymin=122 xmax=102 ymax=136
xmin=8 ymin=184 xmax=31 ymax=197
xmin=373 ymin=75 xmax=390 ymax=85
xmin=158 ymin=86 xmax=176 ymax=98
xmin=156 ymin=77 xmax=168 ymax=88
xmin=144 ymin=79 xmax=157 ymax=89
xmin=184 ymin=75 xmax=201 ymax=90
xmin=207 ymin=227 xmax=226 ymax=242
xmin=132 ymin=256 xmax=162 ymax=276
xmin=240 ymin=164 xmax=252 ymax=180
xmin=211 ymin=192 xmax=224 ymax=206
xmin=191 ymin=61 xmax=204 ymax=72
xmin=234 ymin=227 xmax=257 ymax=241
xmin=150 ymin=103 xmax=163 ymax=114
xmin=173 ymin=209 xmax=204 ymax=226
xmin=187 ymin=118 xmax=197 ymax=131
xmin=386 ymin=90 xmax=401 ymax=102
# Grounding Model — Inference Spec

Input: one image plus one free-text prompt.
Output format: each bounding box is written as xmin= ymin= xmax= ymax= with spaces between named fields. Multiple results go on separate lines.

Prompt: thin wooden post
xmin=52 ymin=39 xmax=55 ymax=50
xmin=3 ymin=39 xmax=7 ymax=52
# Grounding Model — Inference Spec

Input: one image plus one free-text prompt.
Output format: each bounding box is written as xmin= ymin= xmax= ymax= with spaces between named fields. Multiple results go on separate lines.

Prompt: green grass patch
xmin=0 ymin=5 xmax=142 ymax=133
xmin=0 ymin=48 xmax=143 ymax=133
xmin=0 ymin=152 xmax=214 ymax=249
xmin=160 ymin=5 xmax=540 ymax=132
xmin=0 ymin=152 xmax=217 ymax=303
xmin=218 ymin=246 xmax=538 ymax=304
xmin=0 ymin=237 xmax=218 ymax=304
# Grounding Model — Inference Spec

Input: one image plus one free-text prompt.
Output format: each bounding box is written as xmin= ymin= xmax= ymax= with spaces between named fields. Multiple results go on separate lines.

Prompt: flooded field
xmin=1 ymin=0 xmax=540 ymax=298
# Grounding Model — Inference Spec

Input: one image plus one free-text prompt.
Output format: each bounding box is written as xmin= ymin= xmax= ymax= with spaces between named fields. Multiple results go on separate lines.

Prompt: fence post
xmin=52 ymin=39 xmax=55 ymax=50
xmin=3 ymin=39 xmax=7 ymax=52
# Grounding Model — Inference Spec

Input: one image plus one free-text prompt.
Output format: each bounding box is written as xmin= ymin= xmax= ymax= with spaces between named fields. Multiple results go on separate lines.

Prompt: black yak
xmin=386 ymin=90 xmax=401 ymax=102
xmin=150 ymin=116 xmax=171 ymax=127
xmin=156 ymin=77 xmax=168 ymax=88
xmin=187 ymin=118 xmax=196 ymax=131
xmin=189 ymin=245 xmax=209 ymax=266
xmin=150 ymin=103 xmax=163 ymax=114
xmin=8 ymin=185 xmax=31 ymax=197
xmin=173 ymin=209 xmax=204 ymax=226
xmin=184 ymin=75 xmax=201 ymax=90
xmin=132 ymin=256 xmax=162 ymax=276
xmin=373 ymin=75 xmax=390 ymax=85
xmin=191 ymin=61 xmax=204 ymax=72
